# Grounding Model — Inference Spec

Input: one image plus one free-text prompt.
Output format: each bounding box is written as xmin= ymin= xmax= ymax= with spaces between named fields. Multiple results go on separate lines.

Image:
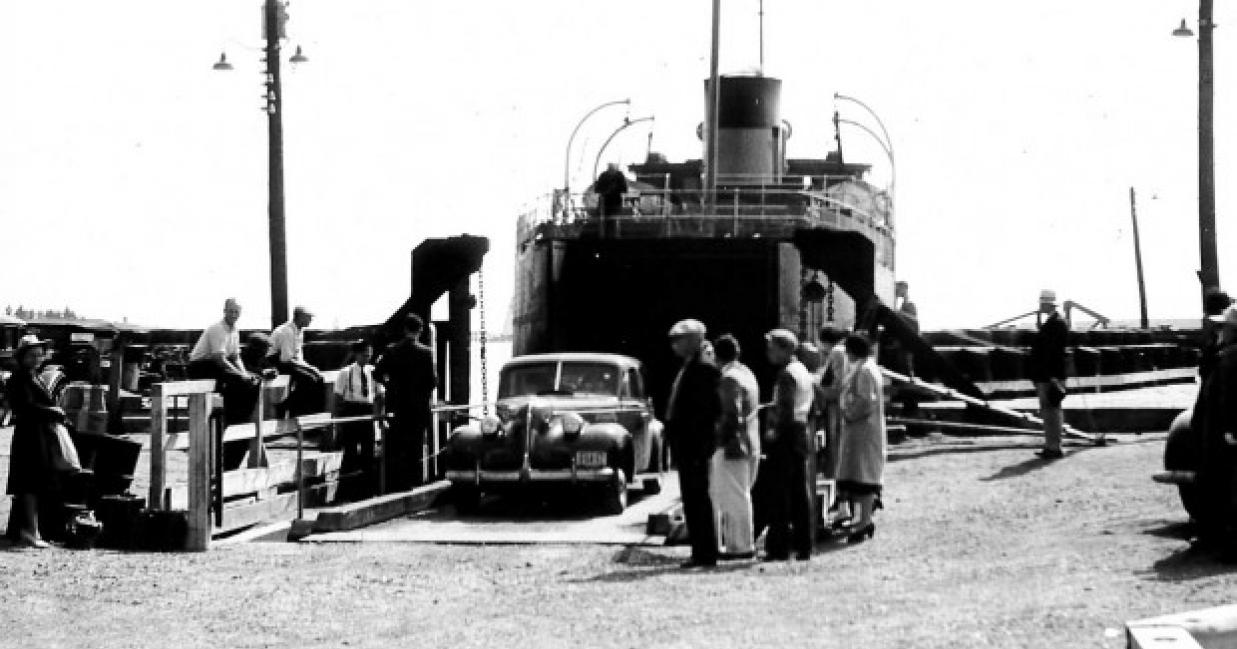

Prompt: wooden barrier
xmin=147 ymin=372 xmax=481 ymax=550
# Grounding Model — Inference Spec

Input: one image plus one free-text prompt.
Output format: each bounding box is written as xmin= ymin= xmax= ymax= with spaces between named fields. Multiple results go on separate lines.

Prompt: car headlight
xmin=560 ymin=412 xmax=585 ymax=436
xmin=480 ymin=414 xmax=503 ymax=436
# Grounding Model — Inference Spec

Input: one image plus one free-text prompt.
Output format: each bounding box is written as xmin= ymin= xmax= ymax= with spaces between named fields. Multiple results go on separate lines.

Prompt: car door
xmin=617 ymin=367 xmax=651 ymax=472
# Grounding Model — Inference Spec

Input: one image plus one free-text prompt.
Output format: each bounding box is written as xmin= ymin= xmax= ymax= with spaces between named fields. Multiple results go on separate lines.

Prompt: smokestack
xmin=703 ymin=74 xmax=785 ymax=185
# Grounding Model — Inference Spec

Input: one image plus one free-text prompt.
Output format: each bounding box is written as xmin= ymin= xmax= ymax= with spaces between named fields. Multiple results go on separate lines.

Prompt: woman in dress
xmin=5 ymin=335 xmax=69 ymax=548
xmin=836 ymin=333 xmax=886 ymax=543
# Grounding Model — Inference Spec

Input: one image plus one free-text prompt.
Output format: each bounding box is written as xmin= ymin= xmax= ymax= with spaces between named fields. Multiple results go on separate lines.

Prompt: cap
xmin=1039 ymin=289 xmax=1057 ymax=304
xmin=16 ymin=334 xmax=48 ymax=352
xmin=1208 ymin=304 xmax=1237 ymax=327
xmin=668 ymin=319 xmax=707 ymax=338
xmin=765 ymin=328 xmax=799 ymax=350
xmin=293 ymin=305 xmax=314 ymax=318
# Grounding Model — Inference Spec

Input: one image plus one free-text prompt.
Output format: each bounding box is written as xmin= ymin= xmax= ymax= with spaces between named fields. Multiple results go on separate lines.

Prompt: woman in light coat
xmin=708 ymin=335 xmax=761 ymax=559
xmin=836 ymin=334 xmax=886 ymax=543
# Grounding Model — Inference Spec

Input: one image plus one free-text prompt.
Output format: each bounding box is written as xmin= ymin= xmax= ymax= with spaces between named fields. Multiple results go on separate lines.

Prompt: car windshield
xmin=498 ymin=361 xmax=621 ymax=398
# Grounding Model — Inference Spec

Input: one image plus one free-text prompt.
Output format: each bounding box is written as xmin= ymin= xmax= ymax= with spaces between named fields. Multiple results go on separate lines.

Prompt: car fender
xmin=579 ymin=422 xmax=631 ymax=470
xmin=446 ymin=424 xmax=484 ymax=458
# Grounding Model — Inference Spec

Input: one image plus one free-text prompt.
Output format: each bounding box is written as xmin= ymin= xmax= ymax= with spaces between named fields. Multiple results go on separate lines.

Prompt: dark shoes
xmin=1035 ymin=448 xmax=1065 ymax=460
xmin=845 ymin=522 xmax=876 ymax=544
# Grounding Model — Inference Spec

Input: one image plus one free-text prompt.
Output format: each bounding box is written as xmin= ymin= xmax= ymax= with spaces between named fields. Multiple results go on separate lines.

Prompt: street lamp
xmin=562 ymin=98 xmax=630 ymax=218
xmin=213 ymin=0 xmax=309 ymax=329
xmin=833 ymin=93 xmax=896 ymax=207
xmin=592 ymin=116 xmax=655 ymax=182
xmin=1175 ymin=1 xmax=1220 ymax=301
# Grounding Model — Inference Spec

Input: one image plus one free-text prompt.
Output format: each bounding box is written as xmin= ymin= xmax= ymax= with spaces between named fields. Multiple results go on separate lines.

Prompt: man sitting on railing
xmin=269 ymin=306 xmax=325 ymax=418
xmin=186 ymin=298 xmax=260 ymax=428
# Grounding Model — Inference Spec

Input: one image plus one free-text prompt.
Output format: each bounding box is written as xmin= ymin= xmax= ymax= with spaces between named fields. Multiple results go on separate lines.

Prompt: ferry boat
xmin=512 ymin=72 xmax=898 ymax=402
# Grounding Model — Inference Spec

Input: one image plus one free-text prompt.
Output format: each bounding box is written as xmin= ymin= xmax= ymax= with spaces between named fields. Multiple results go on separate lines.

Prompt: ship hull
xmin=514 ymin=233 xmax=894 ymax=407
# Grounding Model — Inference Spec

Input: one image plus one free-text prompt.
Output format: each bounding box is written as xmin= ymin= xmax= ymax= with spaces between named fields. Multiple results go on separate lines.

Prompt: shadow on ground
xmin=569 ymin=534 xmax=862 ymax=584
xmin=979 ymin=445 xmax=1106 ymax=482
xmin=1145 ymin=542 xmax=1237 ymax=582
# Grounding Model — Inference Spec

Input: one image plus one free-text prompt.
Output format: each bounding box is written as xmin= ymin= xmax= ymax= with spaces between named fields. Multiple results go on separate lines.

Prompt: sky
xmin=0 ymin=1 xmax=1231 ymax=331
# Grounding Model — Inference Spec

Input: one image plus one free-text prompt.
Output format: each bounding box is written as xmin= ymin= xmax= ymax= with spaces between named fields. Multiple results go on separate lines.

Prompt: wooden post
xmin=149 ymin=383 xmax=168 ymax=510
xmin=295 ymin=418 xmax=305 ymax=520
xmin=185 ymin=392 xmax=212 ymax=551
xmin=107 ymin=344 xmax=123 ymax=412
xmin=249 ymin=378 xmax=265 ymax=469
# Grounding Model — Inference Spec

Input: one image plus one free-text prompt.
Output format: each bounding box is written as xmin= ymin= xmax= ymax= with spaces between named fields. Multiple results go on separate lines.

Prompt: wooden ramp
xmin=302 ymin=477 xmax=680 ymax=546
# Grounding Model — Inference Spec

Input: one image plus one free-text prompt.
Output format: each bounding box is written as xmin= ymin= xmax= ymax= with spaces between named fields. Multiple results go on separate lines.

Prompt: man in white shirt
xmin=268 ymin=305 xmax=325 ymax=416
xmin=187 ymin=298 xmax=260 ymax=433
xmin=763 ymin=328 xmax=817 ymax=561
xmin=334 ymin=340 xmax=382 ymax=493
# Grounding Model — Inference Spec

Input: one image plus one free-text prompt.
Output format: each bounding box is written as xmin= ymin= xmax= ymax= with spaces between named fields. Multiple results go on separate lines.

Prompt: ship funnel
xmin=704 ymin=74 xmax=785 ymax=185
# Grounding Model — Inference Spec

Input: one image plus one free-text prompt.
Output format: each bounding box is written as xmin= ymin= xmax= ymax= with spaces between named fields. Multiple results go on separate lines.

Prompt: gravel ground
xmin=1 ymin=432 xmax=1233 ymax=649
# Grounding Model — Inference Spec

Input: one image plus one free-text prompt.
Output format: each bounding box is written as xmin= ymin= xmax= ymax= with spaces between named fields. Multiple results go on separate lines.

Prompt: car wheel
xmin=453 ymin=484 xmax=482 ymax=515
xmin=1164 ymin=410 xmax=1206 ymax=521
xmin=600 ymin=469 xmax=627 ymax=515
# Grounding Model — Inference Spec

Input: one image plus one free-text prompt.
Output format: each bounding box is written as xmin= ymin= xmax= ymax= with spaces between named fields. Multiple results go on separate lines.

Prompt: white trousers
xmin=709 ymin=449 xmax=760 ymax=554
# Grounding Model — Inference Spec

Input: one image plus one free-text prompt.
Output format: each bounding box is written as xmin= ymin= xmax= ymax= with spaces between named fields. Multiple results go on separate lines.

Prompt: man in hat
xmin=665 ymin=318 xmax=721 ymax=568
xmin=1196 ymin=303 xmax=1237 ymax=546
xmin=269 ymin=305 xmax=325 ymax=417
xmin=763 ymin=328 xmax=817 ymax=560
xmin=594 ymin=162 xmax=628 ymax=221
xmin=1200 ymin=288 xmax=1233 ymax=382
xmin=375 ymin=314 xmax=437 ymax=489
xmin=187 ymin=298 xmax=260 ymax=427
xmin=1029 ymin=289 xmax=1069 ymax=459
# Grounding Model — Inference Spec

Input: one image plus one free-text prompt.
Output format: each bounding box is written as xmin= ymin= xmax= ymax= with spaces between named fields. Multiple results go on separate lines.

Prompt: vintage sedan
xmin=444 ymin=353 xmax=665 ymax=514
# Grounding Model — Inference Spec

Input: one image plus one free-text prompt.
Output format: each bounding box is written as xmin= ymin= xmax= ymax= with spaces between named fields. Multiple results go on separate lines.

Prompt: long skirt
xmin=709 ymin=449 xmax=759 ymax=554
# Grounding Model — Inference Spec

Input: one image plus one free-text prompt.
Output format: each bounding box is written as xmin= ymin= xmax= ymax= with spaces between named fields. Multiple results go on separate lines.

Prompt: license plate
xmin=575 ymin=451 xmax=607 ymax=469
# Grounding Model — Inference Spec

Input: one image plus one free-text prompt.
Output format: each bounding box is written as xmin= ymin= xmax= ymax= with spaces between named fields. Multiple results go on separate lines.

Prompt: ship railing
xmin=516 ymin=184 xmax=892 ymax=243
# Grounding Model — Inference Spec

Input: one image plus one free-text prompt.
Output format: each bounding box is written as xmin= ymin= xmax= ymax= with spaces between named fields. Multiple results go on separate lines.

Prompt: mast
xmin=1197 ymin=0 xmax=1219 ymax=300
xmin=758 ymin=0 xmax=765 ymax=72
xmin=1129 ymin=187 xmax=1150 ymax=329
xmin=704 ymin=0 xmax=721 ymax=203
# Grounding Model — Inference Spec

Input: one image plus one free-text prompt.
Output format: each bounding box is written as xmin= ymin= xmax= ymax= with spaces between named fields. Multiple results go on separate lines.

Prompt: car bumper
xmin=1152 ymin=470 xmax=1197 ymax=485
xmin=446 ymin=467 xmax=616 ymax=484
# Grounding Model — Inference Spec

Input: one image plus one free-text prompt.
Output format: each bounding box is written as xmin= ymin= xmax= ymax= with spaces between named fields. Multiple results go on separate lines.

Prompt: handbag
xmin=46 ymin=422 xmax=83 ymax=473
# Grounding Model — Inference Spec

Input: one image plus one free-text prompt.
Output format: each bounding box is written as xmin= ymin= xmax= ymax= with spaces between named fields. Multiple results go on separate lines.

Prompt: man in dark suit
xmin=1029 ymin=289 xmax=1068 ymax=459
xmin=375 ymin=314 xmax=438 ymax=489
xmin=665 ymin=318 xmax=721 ymax=568
xmin=594 ymin=162 xmax=628 ymax=220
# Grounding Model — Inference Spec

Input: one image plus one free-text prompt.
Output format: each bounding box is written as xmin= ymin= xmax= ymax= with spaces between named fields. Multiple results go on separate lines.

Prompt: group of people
xmin=3 ymin=300 xmax=440 ymax=547
xmin=194 ymin=300 xmax=437 ymax=489
xmin=663 ymin=318 xmax=887 ymax=568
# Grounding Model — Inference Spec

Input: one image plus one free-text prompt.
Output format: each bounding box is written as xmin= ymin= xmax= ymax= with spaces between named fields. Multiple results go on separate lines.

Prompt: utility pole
xmin=264 ymin=0 xmax=289 ymax=328
xmin=1197 ymin=0 xmax=1220 ymax=301
xmin=1129 ymin=187 xmax=1150 ymax=329
xmin=703 ymin=0 xmax=721 ymax=207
